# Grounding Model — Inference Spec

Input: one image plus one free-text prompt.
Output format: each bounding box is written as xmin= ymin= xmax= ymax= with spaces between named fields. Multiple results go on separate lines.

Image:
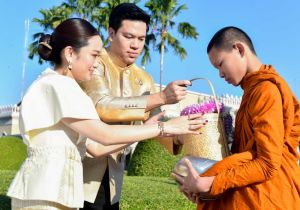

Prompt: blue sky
xmin=0 ymin=0 xmax=299 ymax=105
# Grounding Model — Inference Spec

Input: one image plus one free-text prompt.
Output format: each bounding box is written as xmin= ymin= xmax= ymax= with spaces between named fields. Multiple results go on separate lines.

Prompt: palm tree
xmin=91 ymin=0 xmax=140 ymax=45
xmin=28 ymin=0 xmax=139 ymax=64
xmin=29 ymin=5 xmax=73 ymax=64
xmin=143 ymin=0 xmax=198 ymax=91
xmin=60 ymin=0 xmax=105 ymax=37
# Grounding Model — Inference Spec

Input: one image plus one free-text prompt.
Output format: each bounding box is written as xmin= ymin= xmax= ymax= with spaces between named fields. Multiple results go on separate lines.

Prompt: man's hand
xmin=161 ymin=80 xmax=191 ymax=104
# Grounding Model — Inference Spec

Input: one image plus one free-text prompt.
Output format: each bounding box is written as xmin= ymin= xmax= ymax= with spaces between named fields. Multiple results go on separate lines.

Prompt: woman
xmin=7 ymin=18 xmax=203 ymax=210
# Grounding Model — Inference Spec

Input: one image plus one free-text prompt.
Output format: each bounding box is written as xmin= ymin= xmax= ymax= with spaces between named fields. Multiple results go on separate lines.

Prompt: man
xmin=173 ymin=26 xmax=300 ymax=209
xmin=80 ymin=3 xmax=191 ymax=210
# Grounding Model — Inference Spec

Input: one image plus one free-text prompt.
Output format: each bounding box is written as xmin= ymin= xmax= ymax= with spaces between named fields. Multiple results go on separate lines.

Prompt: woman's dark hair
xmin=38 ymin=18 xmax=99 ymax=65
xmin=109 ymin=3 xmax=150 ymax=32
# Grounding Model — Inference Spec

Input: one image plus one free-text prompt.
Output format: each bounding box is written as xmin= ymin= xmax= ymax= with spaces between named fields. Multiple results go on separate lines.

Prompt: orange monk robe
xmin=198 ymin=65 xmax=300 ymax=210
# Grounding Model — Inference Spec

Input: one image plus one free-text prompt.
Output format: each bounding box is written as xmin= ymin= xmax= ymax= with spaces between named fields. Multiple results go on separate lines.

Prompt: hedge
xmin=127 ymin=139 xmax=182 ymax=177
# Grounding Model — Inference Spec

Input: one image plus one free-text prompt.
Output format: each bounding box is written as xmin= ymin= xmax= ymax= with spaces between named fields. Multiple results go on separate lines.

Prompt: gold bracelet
xmin=158 ymin=122 xmax=164 ymax=136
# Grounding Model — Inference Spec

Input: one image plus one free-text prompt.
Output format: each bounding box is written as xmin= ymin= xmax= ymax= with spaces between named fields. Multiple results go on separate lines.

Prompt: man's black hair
xmin=109 ymin=3 xmax=150 ymax=32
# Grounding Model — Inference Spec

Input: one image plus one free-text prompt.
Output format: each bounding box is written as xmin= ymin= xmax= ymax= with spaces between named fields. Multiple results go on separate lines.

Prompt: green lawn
xmin=0 ymin=136 xmax=26 ymax=170
xmin=0 ymin=170 xmax=195 ymax=210
xmin=0 ymin=136 xmax=195 ymax=209
xmin=121 ymin=175 xmax=195 ymax=210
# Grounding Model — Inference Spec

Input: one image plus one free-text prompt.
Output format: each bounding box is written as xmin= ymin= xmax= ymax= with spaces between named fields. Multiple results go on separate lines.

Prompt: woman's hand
xmin=164 ymin=113 xmax=206 ymax=135
xmin=144 ymin=112 xmax=165 ymax=125
xmin=144 ymin=112 xmax=174 ymax=137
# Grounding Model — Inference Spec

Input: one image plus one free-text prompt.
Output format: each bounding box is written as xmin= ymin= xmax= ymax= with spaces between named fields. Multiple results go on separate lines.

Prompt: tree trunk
xmin=160 ymin=38 xmax=165 ymax=92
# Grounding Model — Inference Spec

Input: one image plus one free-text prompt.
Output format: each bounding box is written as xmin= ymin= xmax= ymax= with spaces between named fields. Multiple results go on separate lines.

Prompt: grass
xmin=121 ymin=176 xmax=195 ymax=210
xmin=0 ymin=136 xmax=195 ymax=209
xmin=0 ymin=136 xmax=26 ymax=170
xmin=0 ymin=170 xmax=195 ymax=210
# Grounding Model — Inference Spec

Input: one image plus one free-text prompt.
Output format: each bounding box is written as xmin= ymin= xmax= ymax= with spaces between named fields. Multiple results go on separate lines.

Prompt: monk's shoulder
xmin=249 ymin=81 xmax=282 ymax=111
xmin=252 ymin=81 xmax=280 ymax=98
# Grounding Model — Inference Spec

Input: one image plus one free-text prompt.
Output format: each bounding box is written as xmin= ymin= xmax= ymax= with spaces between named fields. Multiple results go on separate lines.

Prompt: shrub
xmin=0 ymin=136 xmax=26 ymax=170
xmin=127 ymin=139 xmax=182 ymax=177
xmin=0 ymin=170 xmax=16 ymax=210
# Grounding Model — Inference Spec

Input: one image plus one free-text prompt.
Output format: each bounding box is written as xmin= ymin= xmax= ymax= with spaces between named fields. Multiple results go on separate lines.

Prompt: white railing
xmin=0 ymin=104 xmax=20 ymax=118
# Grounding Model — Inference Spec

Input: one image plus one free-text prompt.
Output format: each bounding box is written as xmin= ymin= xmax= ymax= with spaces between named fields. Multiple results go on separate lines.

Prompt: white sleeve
xmin=20 ymin=76 xmax=99 ymax=133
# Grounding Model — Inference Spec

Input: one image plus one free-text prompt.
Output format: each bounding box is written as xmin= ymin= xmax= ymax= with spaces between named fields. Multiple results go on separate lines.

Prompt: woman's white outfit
xmin=7 ymin=69 xmax=99 ymax=209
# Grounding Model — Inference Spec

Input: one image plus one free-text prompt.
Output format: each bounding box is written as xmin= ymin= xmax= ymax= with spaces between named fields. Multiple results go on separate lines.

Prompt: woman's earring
xmin=67 ymin=60 xmax=72 ymax=71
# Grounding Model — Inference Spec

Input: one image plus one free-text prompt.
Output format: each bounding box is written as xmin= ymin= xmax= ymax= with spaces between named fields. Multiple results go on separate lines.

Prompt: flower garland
xmin=180 ymin=99 xmax=235 ymax=150
xmin=180 ymin=99 xmax=224 ymax=116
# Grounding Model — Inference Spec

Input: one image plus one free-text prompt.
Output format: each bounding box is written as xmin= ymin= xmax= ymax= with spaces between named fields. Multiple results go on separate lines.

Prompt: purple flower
xmin=180 ymin=100 xmax=224 ymax=116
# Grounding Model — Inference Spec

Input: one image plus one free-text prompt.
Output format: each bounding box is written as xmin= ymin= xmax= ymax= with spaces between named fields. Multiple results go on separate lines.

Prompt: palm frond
xmin=165 ymin=32 xmax=186 ymax=59
xmin=171 ymin=4 xmax=187 ymax=18
xmin=178 ymin=22 xmax=199 ymax=39
xmin=173 ymin=44 xmax=186 ymax=60
xmin=141 ymin=44 xmax=151 ymax=65
xmin=168 ymin=20 xmax=175 ymax=29
xmin=145 ymin=33 xmax=156 ymax=45
xmin=156 ymin=42 xmax=168 ymax=54
xmin=32 ymin=33 xmax=44 ymax=40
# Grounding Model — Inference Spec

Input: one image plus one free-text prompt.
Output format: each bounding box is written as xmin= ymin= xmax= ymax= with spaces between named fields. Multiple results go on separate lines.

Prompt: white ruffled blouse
xmin=7 ymin=68 xmax=99 ymax=208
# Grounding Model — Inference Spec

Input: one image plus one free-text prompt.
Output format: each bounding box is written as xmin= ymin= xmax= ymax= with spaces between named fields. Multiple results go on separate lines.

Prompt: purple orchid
xmin=180 ymin=100 xmax=224 ymax=116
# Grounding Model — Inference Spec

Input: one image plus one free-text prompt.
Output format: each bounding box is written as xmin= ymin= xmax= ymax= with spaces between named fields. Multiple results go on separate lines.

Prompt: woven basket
xmin=182 ymin=78 xmax=230 ymax=161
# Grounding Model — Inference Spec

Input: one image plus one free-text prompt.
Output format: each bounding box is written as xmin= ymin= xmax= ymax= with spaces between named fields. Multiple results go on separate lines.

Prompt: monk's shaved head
xmin=207 ymin=26 xmax=256 ymax=55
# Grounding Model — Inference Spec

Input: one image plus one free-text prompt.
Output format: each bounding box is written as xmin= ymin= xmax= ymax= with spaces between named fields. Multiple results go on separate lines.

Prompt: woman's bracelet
xmin=158 ymin=121 xmax=165 ymax=136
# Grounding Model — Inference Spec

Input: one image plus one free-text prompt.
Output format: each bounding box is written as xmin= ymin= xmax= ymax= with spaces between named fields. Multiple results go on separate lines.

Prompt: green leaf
xmin=178 ymin=22 xmax=199 ymax=39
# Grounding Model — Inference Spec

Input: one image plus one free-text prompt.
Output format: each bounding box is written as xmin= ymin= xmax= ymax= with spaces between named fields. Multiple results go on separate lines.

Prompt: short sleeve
xmin=20 ymin=74 xmax=99 ymax=133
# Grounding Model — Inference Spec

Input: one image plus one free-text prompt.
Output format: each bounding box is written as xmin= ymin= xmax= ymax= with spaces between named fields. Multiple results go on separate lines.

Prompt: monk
xmin=173 ymin=26 xmax=300 ymax=210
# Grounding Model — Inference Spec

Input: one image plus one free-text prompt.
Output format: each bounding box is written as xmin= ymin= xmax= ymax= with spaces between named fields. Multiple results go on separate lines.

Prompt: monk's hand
xmin=182 ymin=190 xmax=201 ymax=204
xmin=161 ymin=80 xmax=191 ymax=104
xmin=172 ymin=158 xmax=202 ymax=193
xmin=172 ymin=158 xmax=215 ymax=193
